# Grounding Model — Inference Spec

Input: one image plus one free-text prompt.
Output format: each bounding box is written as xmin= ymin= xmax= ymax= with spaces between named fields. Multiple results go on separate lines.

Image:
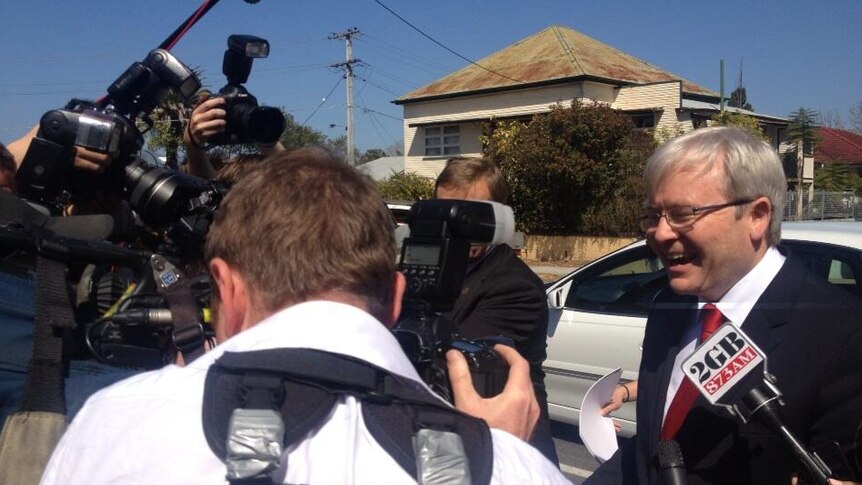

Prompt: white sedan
xmin=543 ymin=220 xmax=862 ymax=437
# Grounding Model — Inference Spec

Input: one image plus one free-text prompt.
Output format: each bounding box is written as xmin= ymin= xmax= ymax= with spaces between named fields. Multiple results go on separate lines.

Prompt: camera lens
xmin=246 ymin=106 xmax=285 ymax=143
xmin=125 ymin=160 xmax=209 ymax=227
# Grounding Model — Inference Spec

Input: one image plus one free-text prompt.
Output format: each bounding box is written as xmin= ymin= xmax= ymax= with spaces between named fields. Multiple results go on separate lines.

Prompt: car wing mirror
xmin=547 ymin=285 xmax=567 ymax=310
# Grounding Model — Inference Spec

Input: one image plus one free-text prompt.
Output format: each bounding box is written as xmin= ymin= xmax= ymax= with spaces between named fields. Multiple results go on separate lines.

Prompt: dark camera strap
xmin=0 ymin=254 xmax=77 ymax=485
xmin=18 ymin=255 xmax=77 ymax=413
xmin=202 ymin=348 xmax=493 ymax=485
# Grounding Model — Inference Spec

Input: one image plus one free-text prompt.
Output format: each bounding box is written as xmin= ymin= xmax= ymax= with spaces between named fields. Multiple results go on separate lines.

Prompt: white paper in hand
xmin=579 ymin=367 xmax=622 ymax=463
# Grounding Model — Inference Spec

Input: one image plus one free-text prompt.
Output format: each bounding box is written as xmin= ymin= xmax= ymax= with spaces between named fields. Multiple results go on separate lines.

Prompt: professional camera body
xmin=16 ymin=49 xmax=201 ymax=208
xmin=393 ymin=199 xmax=517 ymax=402
xmin=8 ymin=46 xmax=232 ymax=369
xmin=210 ymin=34 xmax=285 ymax=146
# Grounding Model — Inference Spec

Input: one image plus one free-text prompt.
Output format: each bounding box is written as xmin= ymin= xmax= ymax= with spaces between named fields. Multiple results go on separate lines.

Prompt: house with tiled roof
xmin=394 ymin=25 xmax=788 ymax=178
xmin=816 ymin=127 xmax=862 ymax=175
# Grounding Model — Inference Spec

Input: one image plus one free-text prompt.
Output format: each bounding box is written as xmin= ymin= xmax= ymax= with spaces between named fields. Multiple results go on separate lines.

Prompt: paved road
xmin=552 ymin=421 xmax=599 ymax=483
xmin=552 ymin=421 xmax=631 ymax=483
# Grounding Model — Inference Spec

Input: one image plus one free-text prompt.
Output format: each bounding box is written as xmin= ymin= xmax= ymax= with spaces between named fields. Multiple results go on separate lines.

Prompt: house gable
xmin=396 ymin=25 xmax=716 ymax=105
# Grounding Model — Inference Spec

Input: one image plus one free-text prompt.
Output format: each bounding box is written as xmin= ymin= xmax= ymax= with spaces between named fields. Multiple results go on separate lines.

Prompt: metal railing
xmin=783 ymin=190 xmax=862 ymax=221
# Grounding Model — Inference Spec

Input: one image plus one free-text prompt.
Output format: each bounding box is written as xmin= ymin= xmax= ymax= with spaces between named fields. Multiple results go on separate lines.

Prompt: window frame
xmin=423 ymin=124 xmax=461 ymax=157
xmin=563 ymin=245 xmax=666 ymax=318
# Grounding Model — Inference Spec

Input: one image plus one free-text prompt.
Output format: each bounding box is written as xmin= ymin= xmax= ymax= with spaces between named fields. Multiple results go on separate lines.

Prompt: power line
xmin=356 ymin=74 xmax=401 ymax=98
xmin=372 ymin=0 xmax=525 ymax=84
xmin=357 ymin=91 xmax=395 ymax=149
xmin=301 ymin=76 xmax=343 ymax=126
xmin=358 ymin=104 xmax=402 ymax=122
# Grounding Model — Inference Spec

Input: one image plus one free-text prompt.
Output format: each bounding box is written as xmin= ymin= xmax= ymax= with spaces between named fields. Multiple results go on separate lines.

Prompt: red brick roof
xmin=816 ymin=127 xmax=862 ymax=165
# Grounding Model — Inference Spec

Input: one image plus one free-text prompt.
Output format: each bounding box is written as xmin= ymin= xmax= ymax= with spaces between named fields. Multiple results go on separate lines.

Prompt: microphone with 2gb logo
xmin=681 ymin=322 xmax=833 ymax=485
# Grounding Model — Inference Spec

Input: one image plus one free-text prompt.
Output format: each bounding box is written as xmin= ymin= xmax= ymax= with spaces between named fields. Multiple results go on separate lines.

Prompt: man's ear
xmin=209 ymin=257 xmax=249 ymax=342
xmin=384 ymin=272 xmax=406 ymax=328
xmin=748 ymin=196 xmax=772 ymax=243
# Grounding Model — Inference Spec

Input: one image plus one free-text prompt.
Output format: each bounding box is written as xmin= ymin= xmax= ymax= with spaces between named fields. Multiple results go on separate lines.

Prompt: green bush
xmin=375 ymin=171 xmax=434 ymax=201
xmin=482 ymin=101 xmax=654 ymax=236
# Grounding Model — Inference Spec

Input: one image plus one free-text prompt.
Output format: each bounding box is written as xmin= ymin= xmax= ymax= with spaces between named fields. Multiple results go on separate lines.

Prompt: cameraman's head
xmin=204 ymin=148 xmax=405 ymax=343
xmin=434 ymin=156 xmax=508 ymax=260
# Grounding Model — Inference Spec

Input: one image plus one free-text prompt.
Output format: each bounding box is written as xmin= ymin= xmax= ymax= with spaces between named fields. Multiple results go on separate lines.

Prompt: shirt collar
xmin=190 ymin=301 xmax=425 ymax=385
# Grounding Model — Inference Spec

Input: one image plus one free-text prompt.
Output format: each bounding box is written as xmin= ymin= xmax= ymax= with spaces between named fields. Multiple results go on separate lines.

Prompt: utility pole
xmin=329 ymin=27 xmax=361 ymax=165
xmin=719 ymin=59 xmax=725 ymax=112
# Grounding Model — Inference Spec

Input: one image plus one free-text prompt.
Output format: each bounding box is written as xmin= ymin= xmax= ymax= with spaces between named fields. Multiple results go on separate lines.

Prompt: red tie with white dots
xmin=660 ymin=303 xmax=724 ymax=440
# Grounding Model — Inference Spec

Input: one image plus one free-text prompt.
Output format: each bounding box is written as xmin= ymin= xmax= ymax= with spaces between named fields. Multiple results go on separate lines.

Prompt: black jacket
xmin=589 ymin=251 xmax=862 ymax=484
xmin=446 ymin=244 xmax=558 ymax=464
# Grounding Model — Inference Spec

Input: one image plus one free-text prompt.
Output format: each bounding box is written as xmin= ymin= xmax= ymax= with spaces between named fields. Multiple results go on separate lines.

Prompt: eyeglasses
xmin=638 ymin=199 xmax=753 ymax=232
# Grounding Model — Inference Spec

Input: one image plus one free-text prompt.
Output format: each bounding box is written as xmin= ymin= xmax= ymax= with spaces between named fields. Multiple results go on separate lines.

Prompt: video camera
xmin=210 ymin=34 xmax=285 ymax=146
xmin=393 ymin=199 xmax=516 ymax=402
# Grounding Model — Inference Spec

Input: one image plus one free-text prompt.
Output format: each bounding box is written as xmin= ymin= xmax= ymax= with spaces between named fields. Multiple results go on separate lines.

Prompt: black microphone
xmin=657 ymin=440 xmax=688 ymax=485
xmin=682 ymin=322 xmax=832 ymax=485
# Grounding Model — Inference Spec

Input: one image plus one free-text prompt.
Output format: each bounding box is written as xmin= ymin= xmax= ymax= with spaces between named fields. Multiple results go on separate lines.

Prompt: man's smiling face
xmin=645 ymin=161 xmax=763 ymax=302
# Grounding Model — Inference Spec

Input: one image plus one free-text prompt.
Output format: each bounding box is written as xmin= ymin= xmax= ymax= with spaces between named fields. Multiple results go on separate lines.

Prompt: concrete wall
xmin=522 ymin=235 xmax=637 ymax=263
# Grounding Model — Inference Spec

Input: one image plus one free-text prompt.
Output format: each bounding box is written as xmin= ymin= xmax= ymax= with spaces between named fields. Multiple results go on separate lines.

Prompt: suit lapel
xmin=739 ymin=249 xmax=803 ymax=355
xmin=642 ymin=293 xmax=697 ymax=456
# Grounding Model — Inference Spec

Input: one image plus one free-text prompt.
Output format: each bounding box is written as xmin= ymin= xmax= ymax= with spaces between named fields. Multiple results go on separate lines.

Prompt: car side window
xmin=784 ymin=241 xmax=862 ymax=300
xmin=564 ymin=247 xmax=666 ymax=317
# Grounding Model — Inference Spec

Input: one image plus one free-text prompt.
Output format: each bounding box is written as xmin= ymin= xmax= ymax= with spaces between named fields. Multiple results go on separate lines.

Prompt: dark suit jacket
xmin=589 ymin=250 xmax=862 ymax=484
xmin=445 ymin=244 xmax=558 ymax=464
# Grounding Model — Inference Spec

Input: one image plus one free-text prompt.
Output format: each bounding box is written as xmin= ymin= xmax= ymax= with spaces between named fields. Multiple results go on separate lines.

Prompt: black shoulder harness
xmin=202 ymin=348 xmax=493 ymax=484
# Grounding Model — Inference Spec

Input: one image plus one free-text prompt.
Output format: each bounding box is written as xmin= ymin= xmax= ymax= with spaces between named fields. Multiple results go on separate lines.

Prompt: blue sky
xmin=1 ymin=0 xmax=860 ymax=155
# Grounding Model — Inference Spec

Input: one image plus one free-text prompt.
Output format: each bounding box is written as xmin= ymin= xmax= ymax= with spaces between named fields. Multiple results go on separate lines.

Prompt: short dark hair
xmin=215 ymin=153 xmax=266 ymax=185
xmin=434 ymin=157 xmax=508 ymax=204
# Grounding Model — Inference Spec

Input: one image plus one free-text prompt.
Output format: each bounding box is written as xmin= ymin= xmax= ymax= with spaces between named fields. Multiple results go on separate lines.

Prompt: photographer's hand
xmin=9 ymin=124 xmax=112 ymax=174
xmin=184 ymin=96 xmax=226 ymax=180
xmin=185 ymin=96 xmax=227 ymax=150
xmin=447 ymin=344 xmax=539 ymax=441
xmin=72 ymin=146 xmax=112 ymax=173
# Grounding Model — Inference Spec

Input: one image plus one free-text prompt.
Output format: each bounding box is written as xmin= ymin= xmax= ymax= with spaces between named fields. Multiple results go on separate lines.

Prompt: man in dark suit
xmin=434 ymin=157 xmax=558 ymax=465
xmin=588 ymin=126 xmax=862 ymax=484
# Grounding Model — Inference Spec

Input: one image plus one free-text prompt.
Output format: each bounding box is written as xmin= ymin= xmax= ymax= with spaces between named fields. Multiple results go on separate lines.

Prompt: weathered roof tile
xmin=397 ymin=25 xmax=716 ymax=103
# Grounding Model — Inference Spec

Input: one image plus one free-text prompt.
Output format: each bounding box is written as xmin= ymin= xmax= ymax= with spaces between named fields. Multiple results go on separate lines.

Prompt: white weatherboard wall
xmin=402 ymin=81 xmax=616 ymax=179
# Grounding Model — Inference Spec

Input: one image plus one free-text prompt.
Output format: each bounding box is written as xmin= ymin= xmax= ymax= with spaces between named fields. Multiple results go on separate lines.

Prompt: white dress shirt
xmin=41 ymin=300 xmax=568 ymax=485
xmin=662 ymin=247 xmax=786 ymax=422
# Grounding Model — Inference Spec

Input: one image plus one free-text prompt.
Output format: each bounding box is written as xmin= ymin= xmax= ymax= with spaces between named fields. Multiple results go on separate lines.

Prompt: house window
xmin=424 ymin=125 xmax=460 ymax=157
xmin=692 ymin=115 xmax=709 ymax=129
xmin=629 ymin=113 xmax=656 ymax=129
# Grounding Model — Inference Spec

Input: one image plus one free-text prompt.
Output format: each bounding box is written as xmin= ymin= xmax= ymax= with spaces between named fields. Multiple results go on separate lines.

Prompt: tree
xmin=710 ymin=111 xmax=768 ymax=141
xmin=384 ymin=141 xmax=403 ymax=156
xmin=787 ymin=107 xmax=821 ymax=156
xmin=787 ymin=107 xmax=821 ymax=219
xmin=279 ymin=112 xmax=328 ymax=150
xmin=144 ymin=90 xmax=194 ymax=168
xmin=359 ymin=148 xmax=388 ymax=164
xmin=375 ymin=171 xmax=434 ymax=201
xmin=814 ymin=162 xmax=862 ymax=192
xmin=849 ymin=100 xmax=862 ymax=135
xmin=728 ymin=86 xmax=752 ymax=111
xmin=481 ymin=100 xmax=655 ymax=236
xmin=820 ymin=110 xmax=845 ymax=129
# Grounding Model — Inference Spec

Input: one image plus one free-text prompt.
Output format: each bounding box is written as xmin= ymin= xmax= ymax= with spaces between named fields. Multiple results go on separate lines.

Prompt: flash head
xmin=228 ymin=34 xmax=269 ymax=58
xmin=406 ymin=199 xmax=515 ymax=246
